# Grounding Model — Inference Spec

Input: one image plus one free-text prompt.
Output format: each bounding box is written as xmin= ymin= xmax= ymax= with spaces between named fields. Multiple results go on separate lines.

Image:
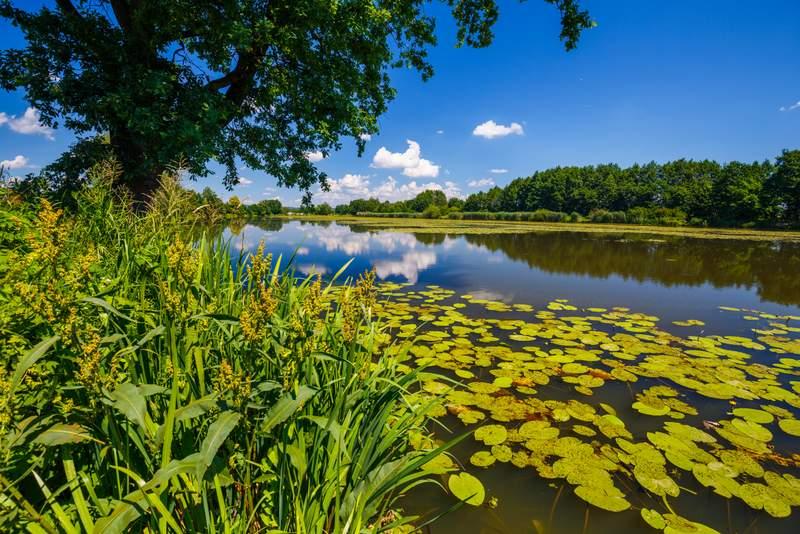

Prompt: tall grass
xmin=0 ymin=169 xmax=449 ymax=533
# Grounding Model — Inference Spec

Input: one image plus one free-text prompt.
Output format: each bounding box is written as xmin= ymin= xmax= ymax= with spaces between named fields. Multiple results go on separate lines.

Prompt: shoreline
xmin=253 ymin=215 xmax=800 ymax=242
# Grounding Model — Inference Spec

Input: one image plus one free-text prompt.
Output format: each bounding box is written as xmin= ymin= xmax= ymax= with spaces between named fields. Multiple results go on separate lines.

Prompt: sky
xmin=1 ymin=1 xmax=798 ymax=207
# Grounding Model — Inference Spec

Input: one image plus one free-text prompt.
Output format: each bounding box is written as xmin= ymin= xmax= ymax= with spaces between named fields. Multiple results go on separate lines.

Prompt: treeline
xmin=331 ymin=150 xmax=800 ymax=227
xmin=192 ymin=187 xmax=284 ymax=218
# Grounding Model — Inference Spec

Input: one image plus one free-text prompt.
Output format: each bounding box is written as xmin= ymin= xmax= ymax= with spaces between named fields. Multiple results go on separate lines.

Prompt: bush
xmin=423 ymin=205 xmax=442 ymax=218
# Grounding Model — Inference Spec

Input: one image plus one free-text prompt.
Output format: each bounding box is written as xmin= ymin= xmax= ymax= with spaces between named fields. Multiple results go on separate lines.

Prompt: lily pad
xmin=448 ymin=472 xmax=485 ymax=506
xmin=474 ymin=424 xmax=508 ymax=446
xmin=731 ymin=407 xmax=774 ymax=424
xmin=777 ymin=418 xmax=800 ymax=437
xmin=574 ymin=484 xmax=630 ymax=512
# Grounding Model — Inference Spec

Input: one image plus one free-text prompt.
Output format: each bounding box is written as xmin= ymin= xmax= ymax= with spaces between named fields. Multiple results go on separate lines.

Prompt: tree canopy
xmin=0 ymin=0 xmax=592 ymax=202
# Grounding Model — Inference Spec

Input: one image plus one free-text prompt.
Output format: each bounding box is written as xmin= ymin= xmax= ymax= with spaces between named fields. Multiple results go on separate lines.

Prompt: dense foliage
xmin=0 ymin=0 xmax=591 ymax=201
xmin=0 ymin=168 xmax=451 ymax=533
xmin=331 ymin=150 xmax=800 ymax=228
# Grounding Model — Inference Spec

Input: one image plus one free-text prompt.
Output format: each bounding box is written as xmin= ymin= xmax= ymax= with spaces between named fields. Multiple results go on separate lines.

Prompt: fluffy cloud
xmin=490 ymin=168 xmax=509 ymax=174
xmin=472 ymin=120 xmax=523 ymax=139
xmin=305 ymin=151 xmax=325 ymax=162
xmin=372 ymin=140 xmax=420 ymax=169
xmin=402 ymin=158 xmax=440 ymax=178
xmin=436 ymin=130 xmax=444 ymax=134
xmin=371 ymin=139 xmax=439 ymax=178
xmin=0 ymin=155 xmax=30 ymax=170
xmin=324 ymin=173 xmax=371 ymax=199
xmin=0 ymin=108 xmax=54 ymax=139
xmin=779 ymin=100 xmax=800 ymax=112
xmin=468 ymin=178 xmax=495 ymax=188
xmin=237 ymin=176 xmax=254 ymax=186
xmin=316 ymin=174 xmax=462 ymax=205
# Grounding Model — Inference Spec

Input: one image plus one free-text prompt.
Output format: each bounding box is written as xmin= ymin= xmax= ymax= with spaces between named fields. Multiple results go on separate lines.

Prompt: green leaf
xmin=197 ymin=411 xmax=241 ymax=481
xmin=93 ymin=457 xmax=199 ymax=534
xmin=260 ymin=386 xmax=316 ymax=433
xmin=12 ymin=335 xmax=60 ymax=392
xmin=108 ymin=382 xmax=151 ymax=435
xmin=34 ymin=423 xmax=93 ymax=446
xmin=82 ymin=296 xmax=133 ymax=322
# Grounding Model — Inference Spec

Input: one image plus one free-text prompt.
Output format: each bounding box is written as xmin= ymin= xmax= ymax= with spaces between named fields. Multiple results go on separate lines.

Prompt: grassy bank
xmin=275 ymin=215 xmax=800 ymax=242
xmin=0 ymin=174 xmax=453 ymax=533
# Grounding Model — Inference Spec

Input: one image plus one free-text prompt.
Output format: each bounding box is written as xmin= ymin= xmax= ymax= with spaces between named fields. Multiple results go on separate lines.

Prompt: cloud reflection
xmin=373 ymin=251 xmax=437 ymax=284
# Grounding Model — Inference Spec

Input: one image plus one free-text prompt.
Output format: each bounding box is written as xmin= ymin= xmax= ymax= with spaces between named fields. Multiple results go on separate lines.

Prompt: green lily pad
xmin=641 ymin=508 xmax=666 ymax=530
xmin=474 ymin=424 xmax=508 ymax=446
xmin=730 ymin=418 xmax=773 ymax=442
xmin=632 ymin=402 xmax=670 ymax=416
xmin=448 ymin=472 xmax=485 ymax=506
xmin=573 ymin=484 xmax=630 ymax=512
xmin=777 ymin=418 xmax=800 ymax=437
xmin=470 ymin=451 xmax=497 ymax=468
xmin=731 ymin=408 xmax=774 ymax=424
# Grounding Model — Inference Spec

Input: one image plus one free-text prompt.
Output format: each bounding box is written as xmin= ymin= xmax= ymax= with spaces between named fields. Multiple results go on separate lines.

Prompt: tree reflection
xmin=460 ymin=231 xmax=800 ymax=305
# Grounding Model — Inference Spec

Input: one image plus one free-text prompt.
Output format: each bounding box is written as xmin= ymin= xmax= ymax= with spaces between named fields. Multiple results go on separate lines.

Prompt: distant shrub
xmin=422 ymin=205 xmax=442 ymax=218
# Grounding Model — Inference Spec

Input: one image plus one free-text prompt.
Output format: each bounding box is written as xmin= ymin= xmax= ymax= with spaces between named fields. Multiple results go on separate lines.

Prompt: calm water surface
xmin=223 ymin=219 xmax=800 ymax=534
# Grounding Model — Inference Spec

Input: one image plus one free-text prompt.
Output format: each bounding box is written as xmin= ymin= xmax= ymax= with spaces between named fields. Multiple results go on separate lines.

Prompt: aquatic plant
xmin=372 ymin=285 xmax=800 ymax=531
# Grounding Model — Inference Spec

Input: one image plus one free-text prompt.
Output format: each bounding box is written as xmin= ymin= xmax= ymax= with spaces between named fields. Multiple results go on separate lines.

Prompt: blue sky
xmin=1 ymin=1 xmax=798 ymax=206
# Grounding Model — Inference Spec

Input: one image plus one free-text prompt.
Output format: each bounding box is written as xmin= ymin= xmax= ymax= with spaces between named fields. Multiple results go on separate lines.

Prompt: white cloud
xmin=0 ymin=155 xmax=30 ymax=170
xmin=305 ymin=150 xmax=325 ymax=162
xmin=372 ymin=139 xmax=439 ymax=178
xmin=779 ymin=100 xmax=800 ymax=112
xmin=0 ymin=108 xmax=54 ymax=139
xmin=402 ymin=158 xmax=439 ymax=178
xmin=324 ymin=173 xmax=371 ymax=199
xmin=436 ymin=130 xmax=444 ymax=134
xmin=316 ymin=174 xmax=462 ymax=205
xmin=296 ymin=247 xmax=310 ymax=256
xmin=359 ymin=133 xmax=372 ymax=141
xmin=472 ymin=120 xmax=523 ymax=139
xmin=489 ymin=168 xmax=508 ymax=174
xmin=468 ymin=178 xmax=495 ymax=188
xmin=372 ymin=140 xmax=421 ymax=169
xmin=237 ymin=176 xmax=253 ymax=186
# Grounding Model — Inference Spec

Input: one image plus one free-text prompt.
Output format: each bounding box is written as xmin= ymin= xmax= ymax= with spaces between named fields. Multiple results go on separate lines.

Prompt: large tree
xmin=0 ymin=0 xmax=591 ymax=202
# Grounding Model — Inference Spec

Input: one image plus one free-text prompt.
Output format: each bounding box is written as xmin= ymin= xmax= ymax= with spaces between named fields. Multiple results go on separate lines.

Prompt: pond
xmin=223 ymin=219 xmax=800 ymax=534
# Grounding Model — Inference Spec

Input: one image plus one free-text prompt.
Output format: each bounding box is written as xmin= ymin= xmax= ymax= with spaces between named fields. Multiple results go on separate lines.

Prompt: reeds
xmin=0 ymin=169 xmax=447 ymax=533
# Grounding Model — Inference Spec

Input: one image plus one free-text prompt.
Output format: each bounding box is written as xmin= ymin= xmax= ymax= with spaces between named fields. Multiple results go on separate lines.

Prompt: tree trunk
xmin=109 ymin=127 xmax=163 ymax=209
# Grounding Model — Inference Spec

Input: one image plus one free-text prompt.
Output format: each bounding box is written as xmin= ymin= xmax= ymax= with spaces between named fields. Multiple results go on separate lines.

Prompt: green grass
xmin=0 ymin=173 xmax=451 ymax=533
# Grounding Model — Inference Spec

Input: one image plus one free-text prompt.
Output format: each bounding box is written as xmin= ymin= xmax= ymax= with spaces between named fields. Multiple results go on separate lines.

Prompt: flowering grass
xmin=0 ymin=170 xmax=451 ymax=533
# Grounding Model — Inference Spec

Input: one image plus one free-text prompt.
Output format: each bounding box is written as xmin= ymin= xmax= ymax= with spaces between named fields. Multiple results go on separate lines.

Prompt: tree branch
xmin=55 ymin=0 xmax=80 ymax=18
xmin=205 ymin=49 xmax=261 ymax=94
xmin=109 ymin=0 xmax=133 ymax=33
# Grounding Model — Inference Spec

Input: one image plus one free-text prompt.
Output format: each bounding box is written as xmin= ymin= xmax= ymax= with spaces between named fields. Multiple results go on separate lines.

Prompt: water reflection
xmin=218 ymin=220 xmax=800 ymax=309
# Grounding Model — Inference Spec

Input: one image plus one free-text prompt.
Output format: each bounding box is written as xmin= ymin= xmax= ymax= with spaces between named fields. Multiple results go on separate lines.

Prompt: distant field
xmin=279 ymin=215 xmax=800 ymax=242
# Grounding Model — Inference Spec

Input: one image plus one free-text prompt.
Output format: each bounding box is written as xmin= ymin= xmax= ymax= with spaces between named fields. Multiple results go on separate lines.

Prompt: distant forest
xmin=327 ymin=149 xmax=800 ymax=228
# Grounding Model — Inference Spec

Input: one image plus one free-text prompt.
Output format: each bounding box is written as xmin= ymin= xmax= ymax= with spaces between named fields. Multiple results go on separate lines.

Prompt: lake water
xmin=223 ymin=219 xmax=800 ymax=534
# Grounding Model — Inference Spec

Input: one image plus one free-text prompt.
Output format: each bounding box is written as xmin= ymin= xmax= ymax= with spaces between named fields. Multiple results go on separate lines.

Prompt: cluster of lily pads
xmin=373 ymin=283 xmax=800 ymax=532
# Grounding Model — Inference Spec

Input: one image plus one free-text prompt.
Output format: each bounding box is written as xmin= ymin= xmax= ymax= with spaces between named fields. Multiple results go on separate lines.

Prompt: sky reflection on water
xmin=222 ymin=220 xmax=800 ymax=325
